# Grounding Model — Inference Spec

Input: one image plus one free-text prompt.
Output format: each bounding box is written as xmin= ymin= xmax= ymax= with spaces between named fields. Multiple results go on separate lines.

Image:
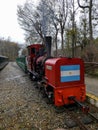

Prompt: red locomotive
xmin=26 ymin=36 xmax=87 ymax=111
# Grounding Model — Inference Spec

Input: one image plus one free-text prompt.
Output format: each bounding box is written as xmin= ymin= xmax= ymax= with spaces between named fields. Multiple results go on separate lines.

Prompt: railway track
xmin=54 ymin=104 xmax=98 ymax=129
xmin=66 ymin=110 xmax=98 ymax=129
xmin=67 ymin=111 xmax=89 ymax=130
xmin=88 ymin=111 xmax=98 ymax=122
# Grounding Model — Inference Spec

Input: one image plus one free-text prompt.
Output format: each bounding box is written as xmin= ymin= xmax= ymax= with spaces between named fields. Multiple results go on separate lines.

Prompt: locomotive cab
xmin=26 ymin=36 xmax=52 ymax=81
xmin=26 ymin=44 xmax=44 ymax=73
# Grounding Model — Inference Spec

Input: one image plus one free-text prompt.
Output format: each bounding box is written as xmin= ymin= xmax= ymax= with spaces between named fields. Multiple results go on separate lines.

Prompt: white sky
xmin=0 ymin=0 xmax=38 ymax=44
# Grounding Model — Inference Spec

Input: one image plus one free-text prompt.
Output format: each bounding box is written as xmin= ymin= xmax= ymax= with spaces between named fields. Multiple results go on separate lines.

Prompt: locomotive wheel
xmin=28 ymin=72 xmax=33 ymax=80
xmin=44 ymin=86 xmax=54 ymax=104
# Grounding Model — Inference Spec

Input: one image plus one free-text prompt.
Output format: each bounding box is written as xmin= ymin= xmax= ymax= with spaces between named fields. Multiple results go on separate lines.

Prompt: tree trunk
xmin=89 ymin=0 xmax=93 ymax=44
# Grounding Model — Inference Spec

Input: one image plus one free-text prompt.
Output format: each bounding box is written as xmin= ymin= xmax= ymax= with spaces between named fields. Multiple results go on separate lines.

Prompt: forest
xmin=17 ymin=0 xmax=98 ymax=62
xmin=0 ymin=38 xmax=20 ymax=61
xmin=0 ymin=0 xmax=98 ymax=62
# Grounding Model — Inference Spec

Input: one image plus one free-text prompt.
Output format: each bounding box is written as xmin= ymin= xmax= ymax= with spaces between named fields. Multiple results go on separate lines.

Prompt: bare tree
xmin=57 ymin=0 xmax=68 ymax=54
xmin=77 ymin=0 xmax=98 ymax=61
xmin=68 ymin=0 xmax=79 ymax=57
xmin=44 ymin=0 xmax=59 ymax=56
xmin=18 ymin=0 xmax=56 ymax=44
xmin=17 ymin=2 xmax=46 ymax=44
xmin=77 ymin=0 xmax=93 ymax=44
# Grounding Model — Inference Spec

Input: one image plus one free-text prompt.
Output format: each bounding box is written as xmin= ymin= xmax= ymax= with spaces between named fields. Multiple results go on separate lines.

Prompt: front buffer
xmin=45 ymin=57 xmax=86 ymax=107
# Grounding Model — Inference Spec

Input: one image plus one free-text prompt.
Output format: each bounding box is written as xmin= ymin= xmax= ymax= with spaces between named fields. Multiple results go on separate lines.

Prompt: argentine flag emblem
xmin=60 ymin=65 xmax=80 ymax=82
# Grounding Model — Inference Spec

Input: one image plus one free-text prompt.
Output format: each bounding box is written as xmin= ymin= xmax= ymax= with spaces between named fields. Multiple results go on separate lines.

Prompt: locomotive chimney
xmin=45 ymin=36 xmax=52 ymax=57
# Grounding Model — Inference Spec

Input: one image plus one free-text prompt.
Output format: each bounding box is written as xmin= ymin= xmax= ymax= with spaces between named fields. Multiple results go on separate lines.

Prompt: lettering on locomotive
xmin=46 ymin=65 xmax=52 ymax=70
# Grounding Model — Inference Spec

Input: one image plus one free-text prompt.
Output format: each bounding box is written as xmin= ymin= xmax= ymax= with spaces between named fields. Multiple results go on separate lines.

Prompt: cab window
xmin=31 ymin=48 xmax=36 ymax=54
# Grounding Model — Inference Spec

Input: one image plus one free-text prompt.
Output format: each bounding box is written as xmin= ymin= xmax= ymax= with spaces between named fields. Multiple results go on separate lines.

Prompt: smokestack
xmin=45 ymin=36 xmax=52 ymax=57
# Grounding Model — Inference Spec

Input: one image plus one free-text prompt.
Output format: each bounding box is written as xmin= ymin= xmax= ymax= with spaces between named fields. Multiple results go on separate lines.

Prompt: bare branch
xmin=77 ymin=0 xmax=89 ymax=9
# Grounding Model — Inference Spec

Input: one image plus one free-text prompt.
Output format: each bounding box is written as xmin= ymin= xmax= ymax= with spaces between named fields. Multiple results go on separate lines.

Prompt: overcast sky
xmin=0 ymin=0 xmax=38 ymax=44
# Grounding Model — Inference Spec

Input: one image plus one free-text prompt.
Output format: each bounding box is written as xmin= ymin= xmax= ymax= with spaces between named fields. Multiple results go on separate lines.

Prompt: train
xmin=16 ymin=36 xmax=88 ymax=112
xmin=16 ymin=55 xmax=27 ymax=73
xmin=0 ymin=55 xmax=9 ymax=70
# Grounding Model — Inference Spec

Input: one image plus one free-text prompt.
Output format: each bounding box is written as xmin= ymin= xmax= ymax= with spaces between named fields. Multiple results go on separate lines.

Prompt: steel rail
xmin=88 ymin=112 xmax=98 ymax=122
xmin=68 ymin=111 xmax=89 ymax=130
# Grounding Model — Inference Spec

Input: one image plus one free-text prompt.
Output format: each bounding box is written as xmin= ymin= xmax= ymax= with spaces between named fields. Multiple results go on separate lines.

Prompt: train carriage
xmin=0 ymin=55 xmax=9 ymax=70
